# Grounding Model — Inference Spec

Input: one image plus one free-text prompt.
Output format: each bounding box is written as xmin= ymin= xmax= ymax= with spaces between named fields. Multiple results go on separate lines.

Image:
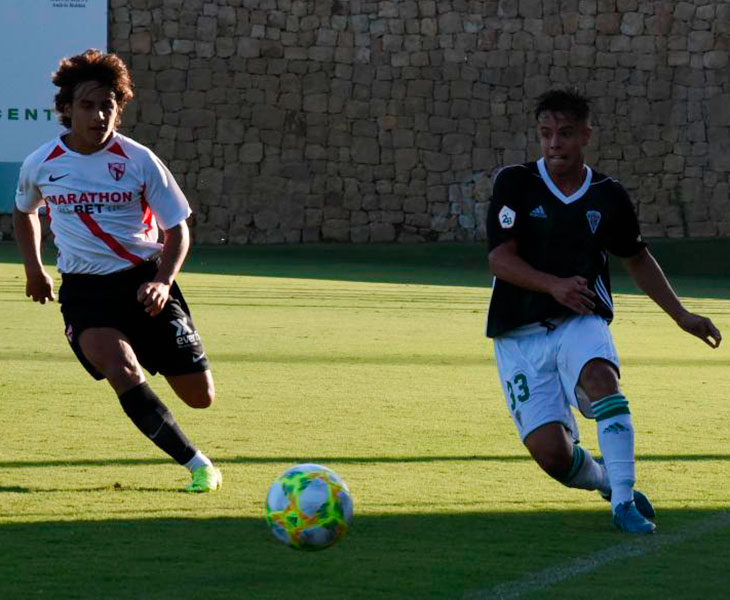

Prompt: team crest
xmin=586 ymin=210 xmax=601 ymax=234
xmin=108 ymin=162 xmax=126 ymax=181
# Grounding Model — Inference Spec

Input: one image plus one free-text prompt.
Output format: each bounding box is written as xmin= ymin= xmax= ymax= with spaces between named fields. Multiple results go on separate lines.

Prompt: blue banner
xmin=0 ymin=162 xmax=21 ymax=213
xmin=0 ymin=0 xmax=107 ymax=213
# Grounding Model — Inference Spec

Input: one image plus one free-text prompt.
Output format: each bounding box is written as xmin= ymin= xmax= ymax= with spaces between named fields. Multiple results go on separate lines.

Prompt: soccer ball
xmin=266 ymin=463 xmax=353 ymax=550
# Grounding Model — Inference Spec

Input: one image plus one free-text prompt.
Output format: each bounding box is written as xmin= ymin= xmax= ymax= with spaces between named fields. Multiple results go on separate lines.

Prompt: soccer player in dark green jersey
xmin=485 ymin=89 xmax=721 ymax=533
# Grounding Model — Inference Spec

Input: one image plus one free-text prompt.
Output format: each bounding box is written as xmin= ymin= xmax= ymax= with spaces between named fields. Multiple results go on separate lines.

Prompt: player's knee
xmin=535 ymin=449 xmax=573 ymax=481
xmin=580 ymin=359 xmax=620 ymax=402
xmin=103 ymin=360 xmax=144 ymax=390
xmin=184 ymin=384 xmax=215 ymax=409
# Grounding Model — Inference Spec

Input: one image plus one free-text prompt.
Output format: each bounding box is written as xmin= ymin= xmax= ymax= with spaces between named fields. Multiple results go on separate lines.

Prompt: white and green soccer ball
xmin=265 ymin=463 xmax=353 ymax=550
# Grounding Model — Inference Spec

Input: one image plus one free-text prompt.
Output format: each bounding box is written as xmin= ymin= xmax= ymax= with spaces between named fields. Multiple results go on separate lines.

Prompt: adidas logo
xmin=529 ymin=205 xmax=547 ymax=218
xmin=602 ymin=423 xmax=629 ymax=435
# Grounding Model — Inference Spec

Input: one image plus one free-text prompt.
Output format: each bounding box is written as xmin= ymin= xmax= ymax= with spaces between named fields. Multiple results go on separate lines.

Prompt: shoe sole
xmin=613 ymin=518 xmax=656 ymax=534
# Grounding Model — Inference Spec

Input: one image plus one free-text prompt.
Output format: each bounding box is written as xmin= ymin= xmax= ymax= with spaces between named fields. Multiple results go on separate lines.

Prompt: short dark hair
xmin=53 ymin=49 xmax=135 ymax=128
xmin=534 ymin=89 xmax=590 ymax=123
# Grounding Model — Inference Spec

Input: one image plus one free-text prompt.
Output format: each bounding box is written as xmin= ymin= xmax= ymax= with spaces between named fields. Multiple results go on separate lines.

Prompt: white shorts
xmin=493 ymin=314 xmax=620 ymax=443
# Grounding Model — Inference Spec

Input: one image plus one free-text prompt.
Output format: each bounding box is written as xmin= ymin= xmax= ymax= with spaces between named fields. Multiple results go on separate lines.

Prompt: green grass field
xmin=0 ymin=241 xmax=728 ymax=599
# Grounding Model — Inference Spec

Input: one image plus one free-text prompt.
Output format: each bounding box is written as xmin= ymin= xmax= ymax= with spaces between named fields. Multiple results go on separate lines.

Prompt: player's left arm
xmin=137 ymin=149 xmax=193 ymax=317
xmin=137 ymin=221 xmax=190 ymax=317
xmin=622 ymin=248 xmax=721 ymax=348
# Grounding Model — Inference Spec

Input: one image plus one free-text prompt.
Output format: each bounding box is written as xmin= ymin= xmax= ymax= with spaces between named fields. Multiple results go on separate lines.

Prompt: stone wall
xmin=3 ymin=0 xmax=728 ymax=242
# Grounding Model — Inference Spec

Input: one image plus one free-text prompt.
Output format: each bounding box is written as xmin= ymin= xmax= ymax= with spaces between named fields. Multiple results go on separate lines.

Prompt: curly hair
xmin=53 ymin=49 xmax=135 ymax=128
xmin=534 ymin=89 xmax=590 ymax=123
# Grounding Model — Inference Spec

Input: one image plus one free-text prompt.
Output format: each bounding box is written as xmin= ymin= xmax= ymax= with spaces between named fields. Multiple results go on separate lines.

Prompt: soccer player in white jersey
xmin=485 ymin=89 xmax=721 ymax=533
xmin=14 ymin=49 xmax=222 ymax=493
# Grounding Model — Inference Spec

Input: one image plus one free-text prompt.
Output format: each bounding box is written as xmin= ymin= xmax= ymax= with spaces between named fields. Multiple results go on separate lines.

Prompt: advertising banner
xmin=0 ymin=0 xmax=107 ymax=213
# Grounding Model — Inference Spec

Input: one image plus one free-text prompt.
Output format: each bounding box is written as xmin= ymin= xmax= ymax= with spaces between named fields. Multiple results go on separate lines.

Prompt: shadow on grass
xmin=0 ymin=509 xmax=728 ymax=600
xmin=1 ymin=454 xmax=728 ymax=470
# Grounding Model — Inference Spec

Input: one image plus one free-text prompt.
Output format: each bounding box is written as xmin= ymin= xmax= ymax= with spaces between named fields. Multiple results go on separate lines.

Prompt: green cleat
xmin=185 ymin=466 xmax=223 ymax=493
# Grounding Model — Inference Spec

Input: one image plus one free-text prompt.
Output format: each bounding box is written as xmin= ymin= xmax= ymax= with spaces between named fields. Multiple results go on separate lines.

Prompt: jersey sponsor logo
xmin=498 ymin=205 xmax=516 ymax=229
xmin=172 ymin=318 xmax=201 ymax=347
xmin=108 ymin=162 xmax=126 ymax=181
xmin=586 ymin=210 xmax=601 ymax=234
xmin=529 ymin=205 xmax=547 ymax=219
xmin=172 ymin=318 xmax=194 ymax=336
xmin=49 ymin=173 xmax=70 ymax=182
xmin=43 ymin=191 xmax=134 ymax=205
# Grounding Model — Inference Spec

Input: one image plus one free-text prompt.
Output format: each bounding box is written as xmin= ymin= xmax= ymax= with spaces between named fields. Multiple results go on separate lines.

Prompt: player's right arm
xmin=14 ymin=156 xmax=55 ymax=304
xmin=486 ymin=167 xmax=595 ymax=315
xmin=13 ymin=208 xmax=55 ymax=303
xmin=489 ymin=240 xmax=595 ymax=315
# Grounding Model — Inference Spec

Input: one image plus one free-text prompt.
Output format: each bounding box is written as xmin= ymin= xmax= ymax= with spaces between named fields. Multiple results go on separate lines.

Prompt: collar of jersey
xmin=537 ymin=157 xmax=592 ymax=204
xmin=57 ymin=131 xmax=119 ymax=156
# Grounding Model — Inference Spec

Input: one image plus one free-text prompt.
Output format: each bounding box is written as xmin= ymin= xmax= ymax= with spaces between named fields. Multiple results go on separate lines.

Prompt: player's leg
xmin=578 ymin=359 xmax=633 ymax=503
xmin=578 ymin=359 xmax=654 ymax=532
xmin=558 ymin=315 xmax=655 ymax=533
xmin=165 ymin=370 xmax=215 ymax=409
xmin=136 ymin=287 xmax=220 ymax=492
xmin=524 ymin=422 xmax=609 ymax=492
xmin=77 ymin=328 xmax=212 ymax=484
xmin=494 ymin=330 xmax=608 ymax=493
xmin=164 ymin=370 xmax=221 ymax=492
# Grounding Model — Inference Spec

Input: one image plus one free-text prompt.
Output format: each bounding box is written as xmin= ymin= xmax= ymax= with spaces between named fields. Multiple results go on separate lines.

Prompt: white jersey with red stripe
xmin=15 ymin=132 xmax=191 ymax=275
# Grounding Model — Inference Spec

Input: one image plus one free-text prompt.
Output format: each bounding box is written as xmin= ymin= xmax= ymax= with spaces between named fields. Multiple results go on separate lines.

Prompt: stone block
xmin=197 ymin=16 xmax=217 ymax=41
xmin=704 ymin=51 xmax=728 ymax=70
xmin=688 ymin=31 xmax=714 ymax=52
xmin=254 ymin=209 xmax=279 ymax=230
xmin=708 ymin=95 xmax=730 ymax=127
xmin=596 ymin=12 xmax=620 ymax=33
xmin=237 ymin=38 xmax=261 ymax=57
xmin=351 ymin=137 xmax=380 ymax=164
xmin=303 ymin=94 xmax=329 ymax=113
xmin=663 ymin=155 xmax=685 ymax=173
xmin=253 ymin=107 xmax=285 ymax=130
xmin=422 ymin=151 xmax=450 ymax=172
xmin=350 ymin=225 xmax=370 ymax=243
xmin=157 ymin=69 xmax=186 ymax=92
xmin=370 ymin=222 xmax=396 ymax=242
xmin=395 ymin=148 xmax=418 ymax=171
xmin=240 ymin=143 xmax=264 ymax=163
xmin=620 ymin=12 xmax=643 ymax=36
xmin=421 ymin=18 xmax=437 ymax=37
xmin=442 ymin=133 xmax=471 ymax=155
xmin=130 ymin=32 xmax=152 ymax=54
xmin=498 ymin=0 xmax=518 ymax=18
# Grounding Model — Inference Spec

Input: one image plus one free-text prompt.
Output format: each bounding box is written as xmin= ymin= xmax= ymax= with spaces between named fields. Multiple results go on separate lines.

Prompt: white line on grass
xmin=462 ymin=510 xmax=730 ymax=600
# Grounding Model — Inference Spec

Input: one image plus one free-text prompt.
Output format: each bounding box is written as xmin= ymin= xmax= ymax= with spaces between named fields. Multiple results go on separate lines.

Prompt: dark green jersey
xmin=486 ymin=159 xmax=646 ymax=338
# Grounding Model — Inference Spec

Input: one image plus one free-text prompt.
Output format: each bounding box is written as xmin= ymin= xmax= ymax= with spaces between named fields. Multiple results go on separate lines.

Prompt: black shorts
xmin=59 ymin=260 xmax=210 ymax=381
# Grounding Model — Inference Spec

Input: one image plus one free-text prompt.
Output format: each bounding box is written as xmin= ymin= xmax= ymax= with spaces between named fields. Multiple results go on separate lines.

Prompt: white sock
xmin=594 ymin=394 xmax=635 ymax=511
xmin=562 ymin=445 xmax=610 ymax=493
xmin=184 ymin=450 xmax=213 ymax=472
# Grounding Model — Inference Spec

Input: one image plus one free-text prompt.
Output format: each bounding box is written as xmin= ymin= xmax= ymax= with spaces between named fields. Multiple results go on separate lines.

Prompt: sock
xmin=118 ymin=382 xmax=197 ymax=466
xmin=560 ymin=445 xmax=610 ymax=493
xmin=594 ymin=393 xmax=635 ymax=510
xmin=184 ymin=450 xmax=213 ymax=472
